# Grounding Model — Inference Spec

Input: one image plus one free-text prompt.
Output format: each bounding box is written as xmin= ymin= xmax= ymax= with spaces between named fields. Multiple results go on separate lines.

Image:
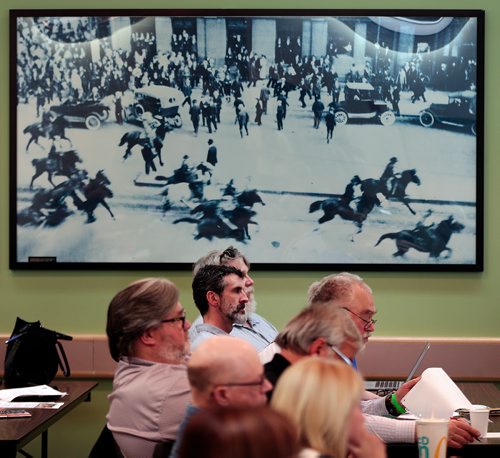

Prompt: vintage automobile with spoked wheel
xmin=418 ymin=91 xmax=477 ymax=136
xmin=49 ymin=100 xmax=110 ymax=130
xmin=333 ymin=82 xmax=396 ymax=127
xmin=125 ymin=85 xmax=184 ymax=129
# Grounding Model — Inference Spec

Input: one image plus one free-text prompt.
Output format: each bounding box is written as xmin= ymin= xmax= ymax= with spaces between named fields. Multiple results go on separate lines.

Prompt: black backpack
xmin=3 ymin=317 xmax=72 ymax=388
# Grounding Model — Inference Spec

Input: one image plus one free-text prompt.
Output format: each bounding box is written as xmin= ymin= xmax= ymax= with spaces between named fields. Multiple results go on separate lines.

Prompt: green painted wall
xmin=1 ymin=1 xmax=498 ymax=454
xmin=2 ymin=0 xmax=499 ymax=339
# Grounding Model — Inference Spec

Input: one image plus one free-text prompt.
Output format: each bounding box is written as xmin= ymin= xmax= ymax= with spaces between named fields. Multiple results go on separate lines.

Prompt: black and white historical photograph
xmin=10 ymin=11 xmax=483 ymax=269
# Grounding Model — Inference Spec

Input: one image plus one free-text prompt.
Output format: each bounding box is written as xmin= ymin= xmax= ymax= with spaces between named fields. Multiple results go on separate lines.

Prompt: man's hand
xmin=447 ymin=418 xmax=481 ymax=448
xmin=395 ymin=376 xmax=421 ymax=404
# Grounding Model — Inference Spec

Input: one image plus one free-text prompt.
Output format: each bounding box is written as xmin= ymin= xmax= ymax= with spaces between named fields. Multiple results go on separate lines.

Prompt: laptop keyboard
xmin=375 ymin=380 xmax=403 ymax=390
xmin=364 ymin=380 xmax=404 ymax=392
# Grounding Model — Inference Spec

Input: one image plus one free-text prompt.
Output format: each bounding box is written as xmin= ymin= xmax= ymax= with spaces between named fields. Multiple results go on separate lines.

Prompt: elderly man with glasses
xmin=169 ymin=336 xmax=272 ymax=458
xmin=305 ymin=272 xmax=480 ymax=448
xmin=264 ymin=305 xmax=363 ymax=399
xmin=106 ymin=277 xmax=192 ymax=457
xmin=307 ymin=272 xmax=377 ymax=352
xmin=190 ymin=247 xmax=277 ymax=351
xmin=264 ymin=303 xmax=479 ymax=448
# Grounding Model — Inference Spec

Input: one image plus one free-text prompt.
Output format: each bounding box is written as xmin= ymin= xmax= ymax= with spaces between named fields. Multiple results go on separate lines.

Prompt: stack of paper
xmin=0 ymin=384 xmax=66 ymax=402
xmin=401 ymin=368 xmax=472 ymax=419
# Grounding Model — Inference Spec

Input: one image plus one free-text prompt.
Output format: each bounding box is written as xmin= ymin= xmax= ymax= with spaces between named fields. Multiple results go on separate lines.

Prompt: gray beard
xmin=241 ymin=298 xmax=257 ymax=323
xmin=232 ymin=311 xmax=247 ymax=325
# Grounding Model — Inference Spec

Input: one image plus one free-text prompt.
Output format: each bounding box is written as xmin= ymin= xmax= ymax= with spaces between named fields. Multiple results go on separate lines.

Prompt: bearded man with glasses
xmin=106 ymin=278 xmax=192 ymax=458
xmin=169 ymin=335 xmax=272 ymax=458
xmin=306 ymin=272 xmax=480 ymax=448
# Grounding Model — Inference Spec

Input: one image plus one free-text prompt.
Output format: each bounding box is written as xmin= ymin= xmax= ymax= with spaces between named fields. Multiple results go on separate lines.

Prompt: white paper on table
xmin=401 ymin=367 xmax=472 ymax=419
xmin=0 ymin=385 xmax=67 ymax=402
xmin=0 ymin=401 xmax=64 ymax=409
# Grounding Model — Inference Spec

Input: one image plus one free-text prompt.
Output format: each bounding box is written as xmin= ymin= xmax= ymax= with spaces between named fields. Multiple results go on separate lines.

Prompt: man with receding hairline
xmin=306 ymin=272 xmax=480 ymax=448
xmin=307 ymin=272 xmax=377 ymax=349
xmin=169 ymin=336 xmax=272 ymax=458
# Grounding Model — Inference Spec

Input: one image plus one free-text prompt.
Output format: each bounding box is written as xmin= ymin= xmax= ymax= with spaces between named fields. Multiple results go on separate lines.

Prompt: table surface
xmin=387 ymin=382 xmax=500 ymax=458
xmin=457 ymin=382 xmax=500 ymax=435
xmin=0 ymin=380 xmax=97 ymax=453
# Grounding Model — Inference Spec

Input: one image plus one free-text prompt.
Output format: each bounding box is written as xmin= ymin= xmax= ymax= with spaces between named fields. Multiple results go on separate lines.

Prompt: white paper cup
xmin=416 ymin=418 xmax=449 ymax=458
xmin=469 ymin=408 xmax=490 ymax=437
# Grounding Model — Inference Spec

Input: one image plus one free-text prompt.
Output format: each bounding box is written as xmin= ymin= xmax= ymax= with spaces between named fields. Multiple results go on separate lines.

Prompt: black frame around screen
xmin=10 ymin=9 xmax=484 ymax=271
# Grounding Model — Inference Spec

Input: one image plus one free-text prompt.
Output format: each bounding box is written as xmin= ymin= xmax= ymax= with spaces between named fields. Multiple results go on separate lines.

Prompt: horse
xmin=174 ymin=200 xmax=254 ymax=242
xmin=361 ymin=169 xmax=421 ymax=215
xmin=375 ymin=216 xmax=465 ymax=258
xmin=309 ymin=197 xmax=366 ymax=229
xmin=160 ymin=159 xmax=209 ymax=205
xmin=119 ymin=123 xmax=171 ymax=165
xmin=18 ymin=188 xmax=62 ymax=227
xmin=164 ymin=163 xmax=199 ymax=186
xmin=18 ymin=171 xmax=86 ymax=227
xmin=222 ymin=205 xmax=258 ymax=240
xmin=30 ymin=149 xmax=83 ymax=189
xmin=23 ymin=115 xmax=71 ymax=152
xmin=236 ymin=109 xmax=249 ymax=138
xmin=72 ymin=170 xmax=115 ymax=223
xmin=222 ymin=179 xmax=237 ymax=197
xmin=385 ymin=169 xmax=421 ymax=214
xmin=235 ymin=189 xmax=266 ymax=208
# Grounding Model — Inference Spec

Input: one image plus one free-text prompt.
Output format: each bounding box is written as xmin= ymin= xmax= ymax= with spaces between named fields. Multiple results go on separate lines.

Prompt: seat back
xmin=88 ymin=425 xmax=124 ymax=458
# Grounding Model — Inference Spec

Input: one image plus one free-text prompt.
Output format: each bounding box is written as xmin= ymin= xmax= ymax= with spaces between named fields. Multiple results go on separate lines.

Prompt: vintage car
xmin=126 ymin=85 xmax=184 ymax=128
xmin=49 ymin=100 xmax=110 ymax=130
xmin=334 ymin=82 xmax=396 ymax=126
xmin=418 ymin=91 xmax=476 ymax=136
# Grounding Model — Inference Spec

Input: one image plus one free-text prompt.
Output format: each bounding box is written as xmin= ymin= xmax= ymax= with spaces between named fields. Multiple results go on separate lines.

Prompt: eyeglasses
xmin=161 ymin=312 xmax=187 ymax=327
xmin=342 ymin=307 xmax=377 ymax=330
xmin=219 ymin=247 xmax=238 ymax=263
xmin=222 ymin=374 xmax=268 ymax=389
xmin=328 ymin=344 xmax=353 ymax=367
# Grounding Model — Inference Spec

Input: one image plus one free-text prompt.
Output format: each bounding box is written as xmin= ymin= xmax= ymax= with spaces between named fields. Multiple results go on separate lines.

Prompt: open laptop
xmin=364 ymin=342 xmax=431 ymax=392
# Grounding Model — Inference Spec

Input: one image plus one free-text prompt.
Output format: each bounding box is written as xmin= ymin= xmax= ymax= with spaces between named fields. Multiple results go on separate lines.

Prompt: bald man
xmin=169 ymin=336 xmax=272 ymax=458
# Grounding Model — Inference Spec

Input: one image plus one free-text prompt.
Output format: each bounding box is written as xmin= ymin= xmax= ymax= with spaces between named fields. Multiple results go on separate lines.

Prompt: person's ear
xmin=139 ymin=327 xmax=157 ymax=346
xmin=309 ymin=337 xmax=329 ymax=356
xmin=212 ymin=385 xmax=231 ymax=406
xmin=207 ymin=291 xmax=220 ymax=307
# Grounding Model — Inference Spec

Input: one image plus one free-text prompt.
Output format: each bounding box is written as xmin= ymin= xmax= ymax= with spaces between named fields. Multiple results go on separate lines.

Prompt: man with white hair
xmin=305 ymin=272 xmax=480 ymax=448
xmin=190 ymin=247 xmax=277 ymax=351
xmin=307 ymin=272 xmax=376 ymax=353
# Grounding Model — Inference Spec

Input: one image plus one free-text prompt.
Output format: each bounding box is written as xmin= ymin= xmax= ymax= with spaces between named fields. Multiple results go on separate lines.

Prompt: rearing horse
xmin=119 ymin=123 xmax=171 ymax=165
